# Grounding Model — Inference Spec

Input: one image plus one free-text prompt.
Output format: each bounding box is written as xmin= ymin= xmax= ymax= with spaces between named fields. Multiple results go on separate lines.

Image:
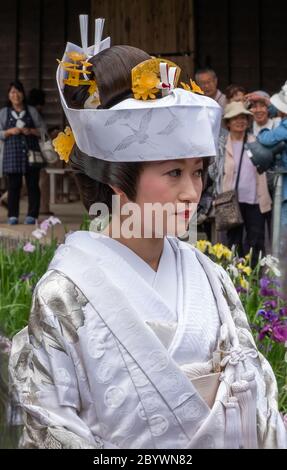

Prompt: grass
xmin=0 ymin=239 xmax=58 ymax=338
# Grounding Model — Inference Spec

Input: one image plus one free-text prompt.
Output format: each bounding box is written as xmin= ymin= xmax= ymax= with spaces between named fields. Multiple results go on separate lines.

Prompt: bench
xmin=45 ymin=168 xmax=73 ymax=204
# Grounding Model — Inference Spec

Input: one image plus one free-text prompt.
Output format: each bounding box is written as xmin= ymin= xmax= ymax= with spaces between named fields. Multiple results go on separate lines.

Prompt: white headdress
xmin=56 ymin=16 xmax=222 ymax=162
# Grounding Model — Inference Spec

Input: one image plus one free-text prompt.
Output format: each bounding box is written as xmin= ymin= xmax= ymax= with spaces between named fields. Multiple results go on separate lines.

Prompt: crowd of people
xmin=195 ymin=67 xmax=287 ymax=265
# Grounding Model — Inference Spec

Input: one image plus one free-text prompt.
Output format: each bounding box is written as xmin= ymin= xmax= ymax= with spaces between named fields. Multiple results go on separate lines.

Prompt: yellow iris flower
xmin=195 ymin=240 xmax=212 ymax=253
xmin=240 ymin=277 xmax=249 ymax=290
xmin=237 ymin=263 xmax=252 ymax=276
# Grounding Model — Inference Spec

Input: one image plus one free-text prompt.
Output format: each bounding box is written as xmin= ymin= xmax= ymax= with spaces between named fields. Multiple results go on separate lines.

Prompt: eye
xmin=166 ymin=168 xmax=182 ymax=177
xmin=194 ymin=168 xmax=203 ymax=177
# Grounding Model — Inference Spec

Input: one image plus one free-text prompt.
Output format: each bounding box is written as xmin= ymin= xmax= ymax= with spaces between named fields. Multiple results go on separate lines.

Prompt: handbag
xmin=214 ymin=189 xmax=243 ymax=231
xmin=22 ymin=131 xmax=46 ymax=168
xmin=39 ymin=129 xmax=58 ymax=164
xmin=214 ymin=132 xmax=247 ymax=231
xmin=27 ymin=149 xmax=46 ymax=169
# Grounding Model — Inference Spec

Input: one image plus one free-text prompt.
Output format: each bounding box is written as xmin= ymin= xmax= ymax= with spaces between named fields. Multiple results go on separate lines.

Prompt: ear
xmin=109 ymin=185 xmax=129 ymax=203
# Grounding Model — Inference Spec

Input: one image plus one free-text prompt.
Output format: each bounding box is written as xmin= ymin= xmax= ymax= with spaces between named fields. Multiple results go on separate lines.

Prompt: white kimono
xmin=9 ymin=232 xmax=287 ymax=449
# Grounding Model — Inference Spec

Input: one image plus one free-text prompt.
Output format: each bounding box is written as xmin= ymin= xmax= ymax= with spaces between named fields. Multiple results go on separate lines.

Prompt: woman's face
xmin=230 ymin=91 xmax=245 ymax=103
xmin=250 ymin=101 xmax=268 ymax=126
xmin=8 ymin=87 xmax=24 ymax=108
xmin=129 ymin=157 xmax=204 ymax=238
xmin=228 ymin=114 xmax=249 ymax=134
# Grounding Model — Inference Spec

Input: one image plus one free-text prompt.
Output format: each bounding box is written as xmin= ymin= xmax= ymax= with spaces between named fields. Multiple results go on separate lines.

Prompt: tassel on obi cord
xmin=218 ymin=346 xmax=259 ymax=448
xmin=241 ymin=370 xmax=257 ymax=402
xmin=224 ymin=397 xmax=242 ymax=449
xmin=231 ymin=380 xmax=258 ymax=449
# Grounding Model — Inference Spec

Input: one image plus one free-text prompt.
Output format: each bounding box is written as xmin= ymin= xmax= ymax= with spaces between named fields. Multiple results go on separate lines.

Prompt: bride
xmin=9 ymin=18 xmax=287 ymax=449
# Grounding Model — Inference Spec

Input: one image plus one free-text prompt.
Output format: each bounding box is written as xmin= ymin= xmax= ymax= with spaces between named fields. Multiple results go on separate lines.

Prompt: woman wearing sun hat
xmin=210 ymin=101 xmax=272 ymax=266
xmin=9 ymin=16 xmax=286 ymax=449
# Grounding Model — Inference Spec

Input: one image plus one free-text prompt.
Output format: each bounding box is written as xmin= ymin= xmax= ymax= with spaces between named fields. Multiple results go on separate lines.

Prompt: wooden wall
xmin=91 ymin=0 xmax=195 ymax=83
xmin=194 ymin=0 xmax=287 ymax=95
xmin=2 ymin=0 xmax=285 ymax=128
xmin=0 ymin=0 xmax=91 ymax=128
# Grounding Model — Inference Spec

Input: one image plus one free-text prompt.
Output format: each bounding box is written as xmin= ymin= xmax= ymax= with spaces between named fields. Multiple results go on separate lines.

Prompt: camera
xmin=245 ymin=140 xmax=287 ymax=174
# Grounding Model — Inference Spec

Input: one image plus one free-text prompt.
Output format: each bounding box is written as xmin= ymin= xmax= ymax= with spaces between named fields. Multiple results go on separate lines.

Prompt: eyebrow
xmin=155 ymin=158 xmax=203 ymax=165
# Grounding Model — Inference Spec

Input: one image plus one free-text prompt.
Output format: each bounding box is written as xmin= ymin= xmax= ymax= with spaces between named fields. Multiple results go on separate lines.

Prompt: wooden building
xmin=0 ymin=0 xmax=286 ymax=128
xmin=194 ymin=0 xmax=287 ymax=93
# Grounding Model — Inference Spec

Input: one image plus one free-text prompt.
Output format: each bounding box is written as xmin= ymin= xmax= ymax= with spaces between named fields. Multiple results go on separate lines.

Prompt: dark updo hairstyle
xmin=67 ymin=45 xmax=210 ymax=212
xmin=70 ymin=147 xmax=145 ymax=212
xmin=64 ymin=45 xmax=150 ymax=109
xmin=68 ymin=45 xmax=151 ymax=212
xmin=7 ymin=80 xmax=27 ymax=108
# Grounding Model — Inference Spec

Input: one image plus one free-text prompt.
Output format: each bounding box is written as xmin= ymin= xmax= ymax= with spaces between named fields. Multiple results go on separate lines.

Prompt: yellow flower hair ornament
xmin=52 ymin=127 xmax=75 ymax=163
xmin=133 ymin=71 xmax=160 ymax=100
xmin=181 ymin=79 xmax=204 ymax=95
xmin=57 ymin=51 xmax=97 ymax=96
xmin=131 ymin=58 xmax=181 ymax=101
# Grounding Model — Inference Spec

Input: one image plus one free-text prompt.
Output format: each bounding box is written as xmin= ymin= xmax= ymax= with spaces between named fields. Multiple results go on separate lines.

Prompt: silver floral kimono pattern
xmin=9 ymin=232 xmax=287 ymax=449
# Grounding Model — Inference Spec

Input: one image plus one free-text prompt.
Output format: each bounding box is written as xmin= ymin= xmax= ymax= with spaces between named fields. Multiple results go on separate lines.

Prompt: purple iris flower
xmin=260 ymin=277 xmax=270 ymax=288
xmin=259 ymin=318 xmax=287 ymax=343
xmin=264 ymin=300 xmax=277 ymax=309
xmin=266 ymin=310 xmax=279 ymax=321
xmin=279 ymin=307 xmax=287 ymax=317
xmin=272 ymin=323 xmax=287 ymax=342
xmin=258 ymin=324 xmax=272 ymax=341
xmin=257 ymin=309 xmax=278 ymax=321
xmin=259 ymin=278 xmax=273 ymax=296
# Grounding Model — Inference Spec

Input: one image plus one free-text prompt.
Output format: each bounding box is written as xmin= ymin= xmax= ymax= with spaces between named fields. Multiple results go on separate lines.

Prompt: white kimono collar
xmin=96 ymin=235 xmax=178 ymax=317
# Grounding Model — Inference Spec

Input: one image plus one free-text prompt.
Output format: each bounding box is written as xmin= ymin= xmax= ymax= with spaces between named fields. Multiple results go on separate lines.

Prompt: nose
xmin=178 ymin=175 xmax=201 ymax=204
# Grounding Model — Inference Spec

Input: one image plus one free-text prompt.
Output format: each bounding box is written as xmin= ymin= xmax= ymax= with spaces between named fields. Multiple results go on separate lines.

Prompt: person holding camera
xmin=246 ymin=91 xmax=281 ymax=240
xmin=246 ymin=91 xmax=281 ymax=137
xmin=257 ymin=82 xmax=287 ymax=228
xmin=0 ymin=81 xmax=45 ymax=225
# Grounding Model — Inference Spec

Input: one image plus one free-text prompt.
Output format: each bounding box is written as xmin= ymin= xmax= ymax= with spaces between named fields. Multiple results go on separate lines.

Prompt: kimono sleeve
xmin=9 ymin=271 xmax=106 ymax=449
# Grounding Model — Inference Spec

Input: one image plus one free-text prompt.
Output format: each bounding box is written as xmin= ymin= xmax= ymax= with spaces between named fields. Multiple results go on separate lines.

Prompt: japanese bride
xmin=9 ymin=17 xmax=287 ymax=449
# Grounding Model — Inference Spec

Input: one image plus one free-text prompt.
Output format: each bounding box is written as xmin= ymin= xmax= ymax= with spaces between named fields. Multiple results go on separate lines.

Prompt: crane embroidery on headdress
xmin=114 ymin=109 xmax=153 ymax=151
